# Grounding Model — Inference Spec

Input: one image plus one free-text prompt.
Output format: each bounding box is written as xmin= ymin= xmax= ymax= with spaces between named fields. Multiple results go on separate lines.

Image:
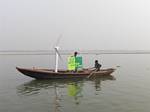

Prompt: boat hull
xmin=16 ymin=67 xmax=115 ymax=79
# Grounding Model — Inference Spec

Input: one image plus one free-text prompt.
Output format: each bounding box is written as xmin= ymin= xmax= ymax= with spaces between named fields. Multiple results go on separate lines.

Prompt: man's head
xmin=74 ymin=52 xmax=78 ymax=57
xmin=95 ymin=60 xmax=98 ymax=63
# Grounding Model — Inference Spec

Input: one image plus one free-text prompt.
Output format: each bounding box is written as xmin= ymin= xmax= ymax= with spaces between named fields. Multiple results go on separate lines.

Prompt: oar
xmin=87 ymin=69 xmax=97 ymax=79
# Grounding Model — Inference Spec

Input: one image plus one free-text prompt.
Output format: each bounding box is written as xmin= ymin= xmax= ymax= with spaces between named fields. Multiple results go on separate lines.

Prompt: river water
xmin=0 ymin=53 xmax=150 ymax=112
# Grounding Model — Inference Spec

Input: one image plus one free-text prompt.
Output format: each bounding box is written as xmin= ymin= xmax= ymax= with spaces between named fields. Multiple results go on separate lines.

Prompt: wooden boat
xmin=16 ymin=67 xmax=115 ymax=79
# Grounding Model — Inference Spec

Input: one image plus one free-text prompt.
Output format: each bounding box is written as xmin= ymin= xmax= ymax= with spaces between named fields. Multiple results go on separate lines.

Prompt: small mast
xmin=54 ymin=46 xmax=59 ymax=73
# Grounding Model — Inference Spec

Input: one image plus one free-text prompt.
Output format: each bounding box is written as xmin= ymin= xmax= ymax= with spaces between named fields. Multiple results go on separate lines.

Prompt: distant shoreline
xmin=1 ymin=50 xmax=150 ymax=55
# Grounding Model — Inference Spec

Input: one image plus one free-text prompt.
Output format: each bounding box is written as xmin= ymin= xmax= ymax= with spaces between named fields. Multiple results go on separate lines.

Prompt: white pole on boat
xmin=55 ymin=46 xmax=59 ymax=73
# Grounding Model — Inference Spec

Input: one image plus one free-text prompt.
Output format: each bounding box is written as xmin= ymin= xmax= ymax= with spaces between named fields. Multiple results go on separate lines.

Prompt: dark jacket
xmin=95 ymin=62 xmax=102 ymax=71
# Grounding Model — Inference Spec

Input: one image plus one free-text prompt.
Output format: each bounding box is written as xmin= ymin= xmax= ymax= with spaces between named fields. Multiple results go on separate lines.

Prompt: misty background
xmin=0 ymin=0 xmax=150 ymax=51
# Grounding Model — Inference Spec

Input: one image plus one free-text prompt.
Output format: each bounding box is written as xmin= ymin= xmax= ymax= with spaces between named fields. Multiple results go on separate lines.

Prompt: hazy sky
xmin=1 ymin=0 xmax=150 ymax=50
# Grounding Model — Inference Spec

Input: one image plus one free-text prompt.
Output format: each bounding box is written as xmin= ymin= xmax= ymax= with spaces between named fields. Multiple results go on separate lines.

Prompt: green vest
xmin=68 ymin=56 xmax=83 ymax=70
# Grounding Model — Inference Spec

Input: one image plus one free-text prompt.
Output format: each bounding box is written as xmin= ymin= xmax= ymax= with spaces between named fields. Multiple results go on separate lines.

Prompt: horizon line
xmin=1 ymin=50 xmax=150 ymax=55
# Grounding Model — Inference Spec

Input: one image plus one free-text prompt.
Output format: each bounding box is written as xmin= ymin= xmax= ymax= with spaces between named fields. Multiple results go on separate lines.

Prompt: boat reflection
xmin=17 ymin=78 xmax=84 ymax=96
xmin=17 ymin=75 xmax=115 ymax=97
xmin=92 ymin=75 xmax=116 ymax=91
xmin=67 ymin=82 xmax=84 ymax=105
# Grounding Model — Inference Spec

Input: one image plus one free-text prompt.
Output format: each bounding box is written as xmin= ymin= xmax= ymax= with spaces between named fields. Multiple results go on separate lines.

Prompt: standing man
xmin=74 ymin=52 xmax=78 ymax=72
xmin=67 ymin=51 xmax=83 ymax=72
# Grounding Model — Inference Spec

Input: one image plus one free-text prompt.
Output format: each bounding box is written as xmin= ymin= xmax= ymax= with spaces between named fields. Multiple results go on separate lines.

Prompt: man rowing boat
xmin=94 ymin=60 xmax=102 ymax=71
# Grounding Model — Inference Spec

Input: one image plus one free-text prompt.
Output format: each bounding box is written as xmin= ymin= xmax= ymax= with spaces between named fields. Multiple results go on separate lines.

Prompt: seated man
xmin=94 ymin=60 xmax=102 ymax=71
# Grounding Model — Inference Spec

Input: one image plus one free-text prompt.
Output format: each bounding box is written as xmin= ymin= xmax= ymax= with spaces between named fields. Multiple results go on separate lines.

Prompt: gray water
xmin=0 ymin=53 xmax=150 ymax=112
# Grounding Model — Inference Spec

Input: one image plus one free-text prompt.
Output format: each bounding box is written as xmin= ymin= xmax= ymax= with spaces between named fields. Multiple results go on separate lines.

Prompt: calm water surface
xmin=0 ymin=53 xmax=150 ymax=112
